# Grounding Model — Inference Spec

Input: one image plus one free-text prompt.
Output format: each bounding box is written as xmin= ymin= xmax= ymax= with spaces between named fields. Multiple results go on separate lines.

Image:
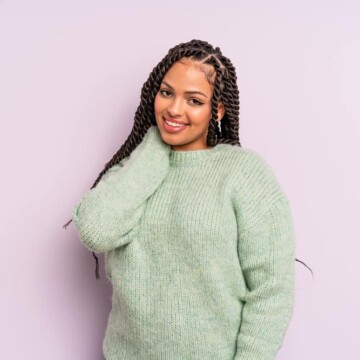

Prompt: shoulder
xmin=223 ymin=144 xmax=270 ymax=165
xmin=224 ymin=145 xmax=278 ymax=183
xmin=227 ymin=146 xmax=288 ymax=222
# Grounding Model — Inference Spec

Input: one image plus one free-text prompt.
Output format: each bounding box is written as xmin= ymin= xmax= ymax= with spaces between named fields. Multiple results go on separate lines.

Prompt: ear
xmin=217 ymin=101 xmax=225 ymax=122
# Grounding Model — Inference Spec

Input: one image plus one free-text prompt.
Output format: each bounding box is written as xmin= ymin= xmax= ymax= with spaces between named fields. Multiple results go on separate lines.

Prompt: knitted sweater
xmin=72 ymin=125 xmax=296 ymax=360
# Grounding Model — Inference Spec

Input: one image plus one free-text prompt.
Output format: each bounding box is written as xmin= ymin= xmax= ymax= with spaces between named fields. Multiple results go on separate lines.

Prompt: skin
xmin=154 ymin=58 xmax=225 ymax=151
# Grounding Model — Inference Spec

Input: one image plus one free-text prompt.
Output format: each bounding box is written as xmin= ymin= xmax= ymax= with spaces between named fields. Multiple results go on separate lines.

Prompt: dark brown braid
xmin=63 ymin=39 xmax=313 ymax=280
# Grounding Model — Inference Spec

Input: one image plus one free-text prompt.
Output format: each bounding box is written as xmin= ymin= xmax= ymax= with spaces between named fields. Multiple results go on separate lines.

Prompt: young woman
xmin=64 ymin=39 xmax=307 ymax=359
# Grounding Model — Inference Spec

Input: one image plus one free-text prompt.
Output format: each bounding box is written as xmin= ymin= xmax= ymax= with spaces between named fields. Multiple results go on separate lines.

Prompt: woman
xmin=64 ymin=39 xmax=303 ymax=359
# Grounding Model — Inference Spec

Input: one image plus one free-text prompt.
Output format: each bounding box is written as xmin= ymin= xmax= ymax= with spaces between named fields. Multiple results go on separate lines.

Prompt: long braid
xmin=63 ymin=39 xmax=313 ymax=279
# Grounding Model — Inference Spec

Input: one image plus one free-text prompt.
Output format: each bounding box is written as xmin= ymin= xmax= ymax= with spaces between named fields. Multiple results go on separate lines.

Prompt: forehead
xmin=162 ymin=60 xmax=215 ymax=93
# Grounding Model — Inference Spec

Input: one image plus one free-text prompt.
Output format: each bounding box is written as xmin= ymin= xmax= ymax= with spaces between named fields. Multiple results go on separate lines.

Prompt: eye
xmin=189 ymin=98 xmax=204 ymax=106
xmin=159 ymin=89 xmax=172 ymax=97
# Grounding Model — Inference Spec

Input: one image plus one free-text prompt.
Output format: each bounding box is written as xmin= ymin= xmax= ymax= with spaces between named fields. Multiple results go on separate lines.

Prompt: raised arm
xmin=72 ymin=125 xmax=170 ymax=253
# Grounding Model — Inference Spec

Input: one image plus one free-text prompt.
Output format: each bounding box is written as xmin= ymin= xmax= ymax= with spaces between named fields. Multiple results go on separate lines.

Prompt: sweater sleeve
xmin=71 ymin=125 xmax=171 ymax=253
xmin=232 ymin=152 xmax=296 ymax=360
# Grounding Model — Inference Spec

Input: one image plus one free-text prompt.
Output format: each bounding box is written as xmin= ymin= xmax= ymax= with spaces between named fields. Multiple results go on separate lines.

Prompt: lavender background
xmin=1 ymin=0 xmax=359 ymax=359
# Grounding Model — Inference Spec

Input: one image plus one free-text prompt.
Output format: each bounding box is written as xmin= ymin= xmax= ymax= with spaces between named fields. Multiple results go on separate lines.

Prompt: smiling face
xmin=154 ymin=58 xmax=225 ymax=151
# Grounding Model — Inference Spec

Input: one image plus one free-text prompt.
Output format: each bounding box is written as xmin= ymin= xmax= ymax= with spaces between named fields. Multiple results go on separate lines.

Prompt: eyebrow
xmin=161 ymin=81 xmax=208 ymax=98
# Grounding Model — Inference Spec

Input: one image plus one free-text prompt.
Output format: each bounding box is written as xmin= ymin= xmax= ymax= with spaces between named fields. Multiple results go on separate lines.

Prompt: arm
xmin=234 ymin=196 xmax=296 ymax=360
xmin=71 ymin=125 xmax=170 ymax=253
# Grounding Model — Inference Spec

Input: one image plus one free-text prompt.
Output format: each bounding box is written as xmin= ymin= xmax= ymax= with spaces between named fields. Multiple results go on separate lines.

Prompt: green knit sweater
xmin=72 ymin=125 xmax=296 ymax=360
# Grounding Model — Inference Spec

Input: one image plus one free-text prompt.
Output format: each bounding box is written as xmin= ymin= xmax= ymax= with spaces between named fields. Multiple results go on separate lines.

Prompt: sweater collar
xmin=169 ymin=144 xmax=229 ymax=167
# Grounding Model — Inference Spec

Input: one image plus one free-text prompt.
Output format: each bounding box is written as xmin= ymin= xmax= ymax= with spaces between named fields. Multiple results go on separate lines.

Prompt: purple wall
xmin=1 ymin=1 xmax=359 ymax=359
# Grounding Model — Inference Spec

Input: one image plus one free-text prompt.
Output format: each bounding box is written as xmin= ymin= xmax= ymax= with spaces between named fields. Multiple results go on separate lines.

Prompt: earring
xmin=216 ymin=120 xmax=222 ymax=137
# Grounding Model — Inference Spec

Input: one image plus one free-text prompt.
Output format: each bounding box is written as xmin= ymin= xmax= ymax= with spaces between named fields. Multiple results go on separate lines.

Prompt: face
xmin=154 ymin=58 xmax=225 ymax=151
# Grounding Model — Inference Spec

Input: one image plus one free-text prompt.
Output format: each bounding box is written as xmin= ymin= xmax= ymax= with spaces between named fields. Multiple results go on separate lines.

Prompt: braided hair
xmin=63 ymin=39 xmax=313 ymax=279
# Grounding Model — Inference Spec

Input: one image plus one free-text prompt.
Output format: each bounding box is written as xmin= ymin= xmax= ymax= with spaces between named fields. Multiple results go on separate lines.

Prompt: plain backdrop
xmin=1 ymin=0 xmax=359 ymax=359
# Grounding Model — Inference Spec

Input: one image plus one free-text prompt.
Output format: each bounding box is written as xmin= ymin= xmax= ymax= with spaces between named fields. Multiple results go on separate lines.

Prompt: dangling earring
xmin=216 ymin=120 xmax=222 ymax=137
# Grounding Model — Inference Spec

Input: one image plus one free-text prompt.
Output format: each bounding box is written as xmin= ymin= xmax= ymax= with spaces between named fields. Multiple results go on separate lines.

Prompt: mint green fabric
xmin=72 ymin=125 xmax=296 ymax=360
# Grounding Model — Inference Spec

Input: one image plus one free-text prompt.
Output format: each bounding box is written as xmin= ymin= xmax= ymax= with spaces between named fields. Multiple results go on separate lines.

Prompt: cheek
xmin=154 ymin=94 xmax=163 ymax=113
xmin=189 ymin=107 xmax=211 ymax=122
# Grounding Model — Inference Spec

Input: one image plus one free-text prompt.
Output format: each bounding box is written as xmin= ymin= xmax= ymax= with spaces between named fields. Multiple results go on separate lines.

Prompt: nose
xmin=167 ymin=97 xmax=184 ymax=117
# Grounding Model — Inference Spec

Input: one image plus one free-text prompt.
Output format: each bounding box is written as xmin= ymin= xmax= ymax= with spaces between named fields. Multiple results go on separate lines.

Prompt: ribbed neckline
xmin=169 ymin=144 xmax=229 ymax=167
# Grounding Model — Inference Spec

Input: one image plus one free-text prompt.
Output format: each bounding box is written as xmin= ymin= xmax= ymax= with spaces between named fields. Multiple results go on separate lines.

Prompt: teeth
xmin=165 ymin=119 xmax=186 ymax=127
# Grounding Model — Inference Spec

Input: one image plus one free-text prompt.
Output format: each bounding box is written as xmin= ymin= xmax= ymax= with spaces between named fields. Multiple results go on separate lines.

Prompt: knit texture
xmin=72 ymin=125 xmax=296 ymax=360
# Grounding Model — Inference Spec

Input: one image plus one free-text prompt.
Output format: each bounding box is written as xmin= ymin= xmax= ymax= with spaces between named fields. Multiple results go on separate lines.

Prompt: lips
xmin=162 ymin=117 xmax=189 ymax=133
xmin=163 ymin=117 xmax=189 ymax=125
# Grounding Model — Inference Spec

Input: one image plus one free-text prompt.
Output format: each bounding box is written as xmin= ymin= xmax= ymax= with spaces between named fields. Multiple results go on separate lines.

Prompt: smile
xmin=163 ymin=117 xmax=189 ymax=133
